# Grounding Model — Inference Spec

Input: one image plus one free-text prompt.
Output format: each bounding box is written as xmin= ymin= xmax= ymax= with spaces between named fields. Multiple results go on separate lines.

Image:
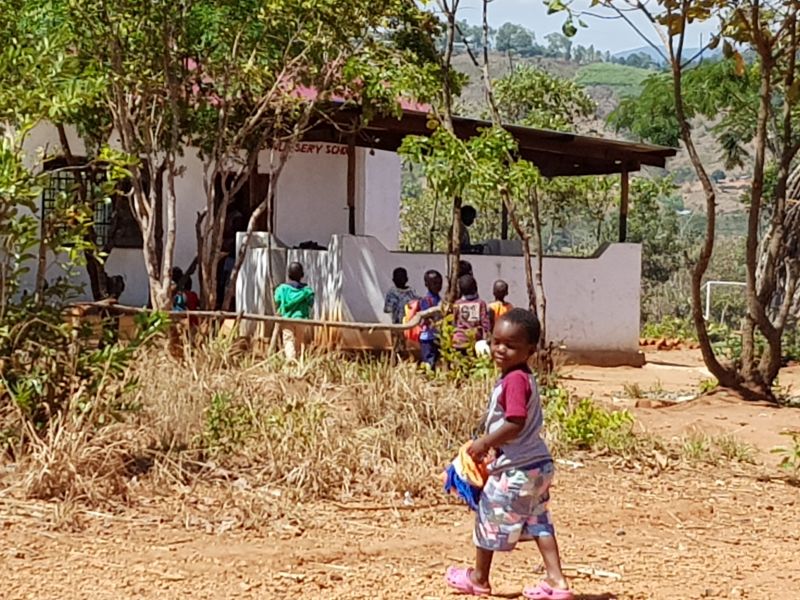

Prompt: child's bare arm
xmin=468 ymin=417 xmax=524 ymax=461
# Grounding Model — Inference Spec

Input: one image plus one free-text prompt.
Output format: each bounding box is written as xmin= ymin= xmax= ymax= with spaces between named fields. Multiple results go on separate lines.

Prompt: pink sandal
xmin=445 ymin=566 xmax=491 ymax=596
xmin=523 ymin=581 xmax=574 ymax=600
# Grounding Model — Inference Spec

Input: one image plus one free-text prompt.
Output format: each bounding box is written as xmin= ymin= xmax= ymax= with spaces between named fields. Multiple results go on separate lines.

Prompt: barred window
xmin=41 ymin=158 xmax=142 ymax=249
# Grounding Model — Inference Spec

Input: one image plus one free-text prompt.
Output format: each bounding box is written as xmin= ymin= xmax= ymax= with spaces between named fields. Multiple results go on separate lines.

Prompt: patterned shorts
xmin=473 ymin=461 xmax=555 ymax=552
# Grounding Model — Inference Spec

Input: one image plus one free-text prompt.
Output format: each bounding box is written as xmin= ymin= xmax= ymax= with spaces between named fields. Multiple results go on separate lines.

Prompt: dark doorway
xmin=214 ymin=171 xmax=270 ymax=309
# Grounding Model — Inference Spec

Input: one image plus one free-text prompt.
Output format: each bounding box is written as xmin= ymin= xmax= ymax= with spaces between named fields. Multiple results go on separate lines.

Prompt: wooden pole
xmin=501 ymin=202 xmax=509 ymax=240
xmin=619 ymin=166 xmax=629 ymax=243
xmin=347 ymin=135 xmax=356 ymax=235
xmin=249 ymin=155 xmax=260 ymax=229
xmin=71 ymin=302 xmax=442 ymax=333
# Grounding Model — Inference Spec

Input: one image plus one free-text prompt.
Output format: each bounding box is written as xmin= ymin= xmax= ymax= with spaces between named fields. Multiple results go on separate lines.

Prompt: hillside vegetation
xmin=575 ymin=62 xmax=652 ymax=98
xmin=454 ymin=53 xmax=747 ymax=211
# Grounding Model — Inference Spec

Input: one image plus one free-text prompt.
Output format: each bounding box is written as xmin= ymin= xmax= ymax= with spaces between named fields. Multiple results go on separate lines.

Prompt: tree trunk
xmin=530 ymin=187 xmax=547 ymax=346
xmin=438 ymin=0 xmax=460 ymax=307
xmin=221 ymin=151 xmax=291 ymax=312
xmin=753 ymin=12 xmax=800 ymax=391
xmin=158 ymin=153 xmax=179 ymax=311
xmin=740 ymin=59 xmax=775 ymax=390
xmin=502 ymin=191 xmax=534 ymax=313
xmin=446 ymin=196 xmax=462 ymax=305
xmin=667 ymin=24 xmax=738 ymax=390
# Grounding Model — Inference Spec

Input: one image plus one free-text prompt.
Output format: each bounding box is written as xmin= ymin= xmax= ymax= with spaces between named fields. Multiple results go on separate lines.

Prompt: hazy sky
xmin=455 ymin=0 xmax=718 ymax=54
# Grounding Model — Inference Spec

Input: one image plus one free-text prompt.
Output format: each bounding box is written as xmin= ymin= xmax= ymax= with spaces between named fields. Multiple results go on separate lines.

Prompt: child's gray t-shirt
xmin=485 ymin=367 xmax=552 ymax=474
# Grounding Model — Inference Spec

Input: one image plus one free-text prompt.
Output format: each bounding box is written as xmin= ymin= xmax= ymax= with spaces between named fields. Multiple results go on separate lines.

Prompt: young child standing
xmin=488 ymin=279 xmax=513 ymax=331
xmin=274 ymin=262 xmax=315 ymax=360
xmin=445 ymin=308 xmax=572 ymax=600
xmin=384 ymin=267 xmax=418 ymax=357
xmin=452 ymin=274 xmax=491 ymax=352
xmin=177 ymin=275 xmax=200 ymax=329
xmin=418 ymin=269 xmax=443 ymax=369
xmin=384 ymin=267 xmax=418 ymax=324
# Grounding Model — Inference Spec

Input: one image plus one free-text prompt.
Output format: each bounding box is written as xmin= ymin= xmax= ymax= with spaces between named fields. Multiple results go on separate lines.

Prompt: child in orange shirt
xmin=488 ymin=280 xmax=513 ymax=332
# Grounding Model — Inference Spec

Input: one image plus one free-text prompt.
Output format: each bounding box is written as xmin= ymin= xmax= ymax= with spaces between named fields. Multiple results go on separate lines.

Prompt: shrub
xmin=641 ymin=315 xmax=696 ymax=341
xmin=201 ymin=391 xmax=254 ymax=453
xmin=543 ymin=386 xmax=635 ymax=454
xmin=1 ymin=311 xmax=167 ymax=455
xmin=436 ymin=314 xmax=495 ymax=381
xmin=772 ymin=432 xmax=800 ymax=479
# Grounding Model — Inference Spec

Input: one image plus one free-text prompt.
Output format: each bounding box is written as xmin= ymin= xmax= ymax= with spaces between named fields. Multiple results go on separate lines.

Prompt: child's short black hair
xmin=392 ymin=267 xmax=409 ymax=286
xmin=288 ymin=262 xmax=304 ymax=282
xmin=499 ymin=308 xmax=541 ymax=346
xmin=457 ymin=260 xmax=473 ymax=277
xmin=493 ymin=279 xmax=509 ymax=300
xmin=424 ymin=269 xmax=442 ymax=288
xmin=460 ymin=205 xmax=477 ymax=223
xmin=458 ymin=274 xmax=478 ymax=297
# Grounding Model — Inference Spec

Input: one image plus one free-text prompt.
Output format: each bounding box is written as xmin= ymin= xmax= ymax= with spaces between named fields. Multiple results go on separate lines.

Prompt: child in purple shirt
xmin=445 ymin=308 xmax=572 ymax=600
xmin=452 ymin=274 xmax=491 ymax=351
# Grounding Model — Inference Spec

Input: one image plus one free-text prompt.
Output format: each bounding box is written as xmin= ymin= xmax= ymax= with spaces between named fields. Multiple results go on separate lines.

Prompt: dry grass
xmin=17 ymin=414 xmax=134 ymax=506
xmin=1 ymin=338 xmax=491 ymax=508
xmin=129 ymin=342 xmax=491 ymax=500
xmin=1 ymin=335 xmax=763 ymax=524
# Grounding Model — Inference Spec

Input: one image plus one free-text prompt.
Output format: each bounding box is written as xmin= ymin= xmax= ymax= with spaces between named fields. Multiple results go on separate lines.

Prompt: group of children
xmin=272 ymin=262 xmax=572 ymax=599
xmin=383 ymin=262 xmax=513 ymax=369
xmin=385 ymin=265 xmax=572 ymax=598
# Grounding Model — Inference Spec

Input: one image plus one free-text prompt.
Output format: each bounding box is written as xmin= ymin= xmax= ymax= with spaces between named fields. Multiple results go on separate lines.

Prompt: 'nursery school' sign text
xmin=275 ymin=143 xmax=350 ymax=156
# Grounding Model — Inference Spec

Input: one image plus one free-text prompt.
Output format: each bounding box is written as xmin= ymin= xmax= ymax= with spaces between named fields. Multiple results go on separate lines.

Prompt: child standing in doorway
xmin=418 ymin=269 xmax=443 ymax=369
xmin=445 ymin=308 xmax=572 ymax=599
xmin=488 ymin=279 xmax=513 ymax=331
xmin=274 ymin=262 xmax=315 ymax=360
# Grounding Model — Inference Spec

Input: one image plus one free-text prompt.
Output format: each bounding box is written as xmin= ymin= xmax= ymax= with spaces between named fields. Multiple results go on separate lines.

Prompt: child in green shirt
xmin=274 ymin=262 xmax=314 ymax=359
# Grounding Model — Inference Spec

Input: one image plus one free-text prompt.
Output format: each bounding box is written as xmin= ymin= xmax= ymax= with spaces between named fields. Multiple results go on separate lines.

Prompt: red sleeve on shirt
xmin=498 ymin=370 xmax=531 ymax=419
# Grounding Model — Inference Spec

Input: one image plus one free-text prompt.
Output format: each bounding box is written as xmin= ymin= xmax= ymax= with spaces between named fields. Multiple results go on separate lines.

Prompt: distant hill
xmin=613 ymin=45 xmax=721 ymax=65
xmin=450 ymin=51 xmax=749 ymax=211
xmin=575 ymin=63 xmax=653 ymax=99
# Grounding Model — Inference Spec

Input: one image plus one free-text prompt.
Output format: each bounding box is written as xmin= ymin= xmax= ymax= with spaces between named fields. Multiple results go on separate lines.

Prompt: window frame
xmin=40 ymin=157 xmax=144 ymax=250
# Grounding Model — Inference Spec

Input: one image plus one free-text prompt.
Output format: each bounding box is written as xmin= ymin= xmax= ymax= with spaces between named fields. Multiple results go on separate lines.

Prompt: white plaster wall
xmin=19 ymin=123 xmax=207 ymax=307
xmin=265 ymin=143 xmax=350 ymax=248
xmin=362 ymin=149 xmax=401 ymax=250
xmin=237 ymin=232 xmax=343 ymax=321
xmin=259 ymin=144 xmax=401 ymax=250
xmin=239 ymin=234 xmax=642 ymax=352
xmin=172 ymin=152 xmax=207 ymax=276
xmin=336 ymin=236 xmax=641 ymax=352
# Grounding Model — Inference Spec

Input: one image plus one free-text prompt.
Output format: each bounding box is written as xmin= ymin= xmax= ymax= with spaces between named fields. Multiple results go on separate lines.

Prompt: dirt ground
xmin=2 ymin=349 xmax=800 ymax=600
xmin=562 ymin=349 xmax=800 ymax=465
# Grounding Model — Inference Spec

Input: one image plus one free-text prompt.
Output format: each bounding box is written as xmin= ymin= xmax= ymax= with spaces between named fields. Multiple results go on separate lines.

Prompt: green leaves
xmin=562 ymin=18 xmax=578 ymax=38
xmin=399 ymin=122 xmax=541 ymax=249
xmin=546 ymin=0 xmax=569 ymax=16
xmin=494 ymin=65 xmax=595 ymax=132
xmin=609 ymin=58 xmax=760 ymax=165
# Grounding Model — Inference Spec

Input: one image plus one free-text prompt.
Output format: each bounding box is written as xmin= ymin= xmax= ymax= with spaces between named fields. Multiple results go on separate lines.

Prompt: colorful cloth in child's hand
xmin=443 ymin=442 xmax=489 ymax=512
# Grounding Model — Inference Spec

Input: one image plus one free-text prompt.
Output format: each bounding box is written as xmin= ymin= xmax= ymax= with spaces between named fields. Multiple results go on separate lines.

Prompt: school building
xmin=23 ymin=105 xmax=675 ymax=365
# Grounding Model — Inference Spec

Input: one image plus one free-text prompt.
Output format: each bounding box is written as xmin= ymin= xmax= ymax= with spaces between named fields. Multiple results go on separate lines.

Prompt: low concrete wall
xmin=238 ymin=234 xmax=642 ymax=356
